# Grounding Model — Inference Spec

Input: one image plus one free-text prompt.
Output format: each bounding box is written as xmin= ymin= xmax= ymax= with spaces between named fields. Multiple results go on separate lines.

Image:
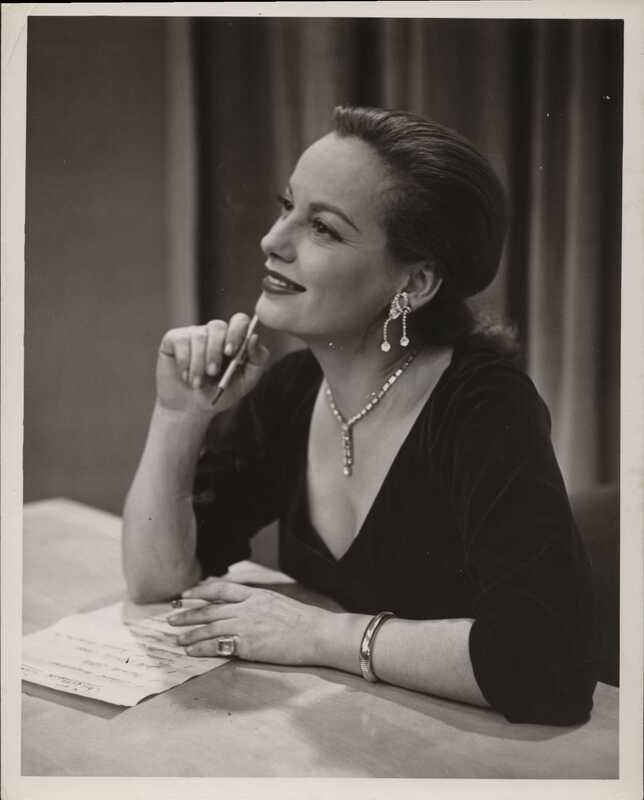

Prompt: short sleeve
xmin=192 ymin=349 xmax=316 ymax=577
xmin=442 ymin=361 xmax=599 ymax=725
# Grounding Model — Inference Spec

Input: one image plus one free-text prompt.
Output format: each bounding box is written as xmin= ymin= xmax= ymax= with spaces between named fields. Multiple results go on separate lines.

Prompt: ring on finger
xmin=215 ymin=635 xmax=238 ymax=657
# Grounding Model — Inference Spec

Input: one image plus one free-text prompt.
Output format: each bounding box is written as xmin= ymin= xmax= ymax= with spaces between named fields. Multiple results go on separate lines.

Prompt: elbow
xmin=470 ymin=622 xmax=599 ymax=726
xmin=124 ymin=578 xmax=171 ymax=606
xmin=122 ymin=556 xmax=202 ymax=606
xmin=477 ymin=658 xmax=599 ymax=726
xmin=502 ymin=679 xmax=597 ymax=726
xmin=122 ymin=562 xmax=198 ymax=605
xmin=124 ymin=581 xmax=152 ymax=605
xmin=120 ymin=519 xmax=156 ymax=603
xmin=121 ymin=550 xmax=165 ymax=605
xmin=121 ymin=521 xmax=201 ymax=605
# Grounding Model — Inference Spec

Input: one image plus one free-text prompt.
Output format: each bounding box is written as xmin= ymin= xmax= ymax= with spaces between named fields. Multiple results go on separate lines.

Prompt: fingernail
xmin=207 ymin=362 xmax=218 ymax=376
xmin=182 ymin=370 xmax=188 ymax=382
xmin=185 ymin=646 xmax=194 ymax=656
xmin=181 ymin=590 xmax=193 ymax=598
xmin=224 ymin=342 xmax=233 ymax=356
xmin=192 ymin=376 xmax=201 ymax=389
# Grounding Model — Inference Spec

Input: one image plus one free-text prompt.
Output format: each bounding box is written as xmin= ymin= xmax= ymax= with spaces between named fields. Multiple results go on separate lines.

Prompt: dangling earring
xmin=400 ymin=297 xmax=411 ymax=347
xmin=381 ymin=291 xmax=411 ymax=352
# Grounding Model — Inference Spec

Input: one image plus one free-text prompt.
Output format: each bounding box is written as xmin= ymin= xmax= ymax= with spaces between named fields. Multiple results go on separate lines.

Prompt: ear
xmin=403 ymin=262 xmax=443 ymax=310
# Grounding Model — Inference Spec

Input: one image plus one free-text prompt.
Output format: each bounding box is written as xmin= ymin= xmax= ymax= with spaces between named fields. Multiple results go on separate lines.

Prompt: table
xmin=21 ymin=498 xmax=619 ymax=778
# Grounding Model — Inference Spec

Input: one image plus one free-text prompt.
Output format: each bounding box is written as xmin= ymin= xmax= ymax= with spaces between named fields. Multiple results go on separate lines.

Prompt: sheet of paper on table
xmin=21 ymin=599 xmax=229 ymax=706
xmin=21 ymin=559 xmax=295 ymax=707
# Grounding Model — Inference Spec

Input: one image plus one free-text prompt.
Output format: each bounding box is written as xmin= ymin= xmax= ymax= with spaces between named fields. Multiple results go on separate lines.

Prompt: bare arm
xmin=122 ymin=402 xmax=209 ymax=602
xmin=121 ymin=313 xmax=269 ymax=603
xmin=170 ymin=581 xmax=489 ymax=708
xmin=315 ymin=611 xmax=489 ymax=707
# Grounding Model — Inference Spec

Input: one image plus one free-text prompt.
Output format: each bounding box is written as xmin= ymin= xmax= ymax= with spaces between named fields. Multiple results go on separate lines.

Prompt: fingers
xmin=159 ymin=327 xmax=202 ymax=385
xmin=188 ymin=327 xmax=208 ymax=387
xmin=205 ymin=320 xmax=227 ymax=377
xmin=172 ymin=336 xmax=191 ymax=383
xmin=160 ymin=329 xmax=189 ymax=382
xmin=183 ymin=636 xmax=239 ymax=658
xmin=224 ymin=313 xmax=252 ymax=359
xmin=165 ymin=581 xmax=254 ymax=656
xmin=181 ymin=580 xmax=252 ymax=604
xmin=174 ymin=620 xmax=235 ymax=649
xmin=159 ymin=314 xmax=258 ymax=388
xmin=167 ymin=602 xmax=236 ymax=628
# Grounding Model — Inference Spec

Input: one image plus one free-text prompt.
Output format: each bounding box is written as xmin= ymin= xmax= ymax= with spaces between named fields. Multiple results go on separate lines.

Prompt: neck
xmin=307 ymin=330 xmax=420 ymax=417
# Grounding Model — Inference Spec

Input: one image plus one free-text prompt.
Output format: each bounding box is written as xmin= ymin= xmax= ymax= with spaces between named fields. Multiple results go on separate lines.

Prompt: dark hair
xmin=333 ymin=105 xmax=519 ymax=355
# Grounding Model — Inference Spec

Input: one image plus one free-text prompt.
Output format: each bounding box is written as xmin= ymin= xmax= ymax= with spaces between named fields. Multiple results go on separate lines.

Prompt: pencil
xmin=210 ymin=314 xmax=260 ymax=407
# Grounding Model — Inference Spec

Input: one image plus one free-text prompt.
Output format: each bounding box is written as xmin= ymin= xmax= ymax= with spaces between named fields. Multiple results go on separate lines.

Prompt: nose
xmin=260 ymin=215 xmax=296 ymax=263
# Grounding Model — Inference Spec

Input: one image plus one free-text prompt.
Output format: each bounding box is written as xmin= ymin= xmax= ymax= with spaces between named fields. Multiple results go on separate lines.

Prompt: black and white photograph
xmin=2 ymin=2 xmax=643 ymax=798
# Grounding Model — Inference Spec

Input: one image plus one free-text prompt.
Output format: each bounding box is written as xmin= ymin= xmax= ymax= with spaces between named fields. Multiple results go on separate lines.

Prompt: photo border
xmin=2 ymin=2 xmax=642 ymax=799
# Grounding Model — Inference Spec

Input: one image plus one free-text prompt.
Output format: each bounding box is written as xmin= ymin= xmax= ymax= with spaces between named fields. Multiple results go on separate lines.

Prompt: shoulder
xmin=443 ymin=340 xmax=547 ymax=412
xmin=429 ymin=340 xmax=552 ymax=444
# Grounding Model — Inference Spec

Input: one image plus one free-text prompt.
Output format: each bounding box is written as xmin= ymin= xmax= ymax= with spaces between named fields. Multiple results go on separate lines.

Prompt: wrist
xmin=150 ymin=400 xmax=215 ymax=455
xmin=140 ymin=401 xmax=213 ymax=493
xmin=153 ymin=398 xmax=215 ymax=428
xmin=312 ymin=609 xmax=372 ymax=674
xmin=358 ymin=611 xmax=395 ymax=682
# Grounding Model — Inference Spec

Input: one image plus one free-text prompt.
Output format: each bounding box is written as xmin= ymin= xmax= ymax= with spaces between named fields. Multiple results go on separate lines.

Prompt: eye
xmin=277 ymin=194 xmax=293 ymax=215
xmin=310 ymin=217 xmax=340 ymax=241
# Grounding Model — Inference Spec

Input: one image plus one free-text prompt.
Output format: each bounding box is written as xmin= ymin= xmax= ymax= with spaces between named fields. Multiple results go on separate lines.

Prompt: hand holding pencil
xmin=210 ymin=314 xmax=260 ymax=407
xmin=156 ymin=312 xmax=269 ymax=415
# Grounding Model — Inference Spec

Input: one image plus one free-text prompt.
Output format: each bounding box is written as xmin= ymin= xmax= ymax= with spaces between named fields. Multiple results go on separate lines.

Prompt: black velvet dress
xmin=193 ymin=340 xmax=599 ymax=726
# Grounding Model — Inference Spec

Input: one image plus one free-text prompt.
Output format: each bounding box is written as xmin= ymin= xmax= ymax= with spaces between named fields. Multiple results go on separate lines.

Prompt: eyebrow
xmin=287 ymin=184 xmax=361 ymax=233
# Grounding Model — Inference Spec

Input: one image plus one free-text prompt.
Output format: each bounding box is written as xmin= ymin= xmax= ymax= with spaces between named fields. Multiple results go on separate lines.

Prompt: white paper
xmin=22 ymin=600 xmax=227 ymax=706
xmin=22 ymin=561 xmax=296 ymax=706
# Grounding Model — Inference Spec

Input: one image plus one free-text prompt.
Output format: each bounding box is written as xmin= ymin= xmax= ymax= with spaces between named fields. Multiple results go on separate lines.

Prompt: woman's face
xmin=256 ymin=133 xmax=403 ymax=345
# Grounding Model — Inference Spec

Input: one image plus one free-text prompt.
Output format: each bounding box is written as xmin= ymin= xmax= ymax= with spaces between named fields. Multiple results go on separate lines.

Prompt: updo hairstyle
xmin=333 ymin=105 xmax=518 ymax=354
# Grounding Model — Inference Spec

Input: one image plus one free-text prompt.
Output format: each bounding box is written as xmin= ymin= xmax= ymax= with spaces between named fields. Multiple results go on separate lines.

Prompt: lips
xmin=263 ymin=269 xmax=306 ymax=293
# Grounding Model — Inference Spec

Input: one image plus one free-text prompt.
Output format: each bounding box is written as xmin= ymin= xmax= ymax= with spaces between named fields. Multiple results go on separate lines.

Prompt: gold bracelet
xmin=359 ymin=611 xmax=395 ymax=682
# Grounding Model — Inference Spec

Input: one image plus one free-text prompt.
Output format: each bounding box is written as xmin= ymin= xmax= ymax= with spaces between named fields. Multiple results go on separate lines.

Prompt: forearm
xmin=122 ymin=401 xmax=213 ymax=602
xmin=315 ymin=611 xmax=490 ymax=708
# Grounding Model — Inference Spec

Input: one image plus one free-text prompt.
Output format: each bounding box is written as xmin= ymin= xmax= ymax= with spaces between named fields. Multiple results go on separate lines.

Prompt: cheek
xmin=331 ymin=269 xmax=392 ymax=321
xmin=307 ymin=268 xmax=391 ymax=333
xmin=304 ymin=250 xmax=387 ymax=301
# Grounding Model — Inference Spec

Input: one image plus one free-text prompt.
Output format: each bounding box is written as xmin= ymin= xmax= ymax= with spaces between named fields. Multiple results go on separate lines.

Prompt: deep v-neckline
xmin=299 ymin=348 xmax=456 ymax=564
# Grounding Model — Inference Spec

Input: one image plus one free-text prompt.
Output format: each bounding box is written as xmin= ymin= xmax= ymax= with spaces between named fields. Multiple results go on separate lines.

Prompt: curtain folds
xmin=524 ymin=21 xmax=622 ymax=487
xmin=192 ymin=18 xmax=622 ymax=491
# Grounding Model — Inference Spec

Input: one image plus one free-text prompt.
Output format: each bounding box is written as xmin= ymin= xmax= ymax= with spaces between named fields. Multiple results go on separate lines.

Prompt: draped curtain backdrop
xmin=191 ymin=18 xmax=622 ymax=492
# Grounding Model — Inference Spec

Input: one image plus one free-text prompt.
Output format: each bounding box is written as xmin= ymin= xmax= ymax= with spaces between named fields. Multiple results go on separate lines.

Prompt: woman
xmin=122 ymin=106 xmax=598 ymax=726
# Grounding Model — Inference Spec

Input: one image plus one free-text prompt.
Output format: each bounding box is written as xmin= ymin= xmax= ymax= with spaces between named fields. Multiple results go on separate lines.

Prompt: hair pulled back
xmin=333 ymin=105 xmax=518 ymax=354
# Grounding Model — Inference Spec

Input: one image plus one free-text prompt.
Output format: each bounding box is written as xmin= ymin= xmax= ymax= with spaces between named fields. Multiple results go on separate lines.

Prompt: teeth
xmin=267 ymin=274 xmax=299 ymax=290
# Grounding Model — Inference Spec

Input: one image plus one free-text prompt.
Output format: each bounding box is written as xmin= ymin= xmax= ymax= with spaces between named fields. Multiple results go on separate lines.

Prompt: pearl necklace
xmin=323 ymin=350 xmax=419 ymax=476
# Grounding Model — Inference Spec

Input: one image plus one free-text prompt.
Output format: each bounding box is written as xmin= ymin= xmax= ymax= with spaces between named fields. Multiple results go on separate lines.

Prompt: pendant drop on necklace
xmin=341 ymin=424 xmax=353 ymax=476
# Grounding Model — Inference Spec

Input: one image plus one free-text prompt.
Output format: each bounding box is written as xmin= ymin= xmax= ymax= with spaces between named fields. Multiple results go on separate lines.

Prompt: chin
xmin=255 ymin=291 xmax=304 ymax=335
